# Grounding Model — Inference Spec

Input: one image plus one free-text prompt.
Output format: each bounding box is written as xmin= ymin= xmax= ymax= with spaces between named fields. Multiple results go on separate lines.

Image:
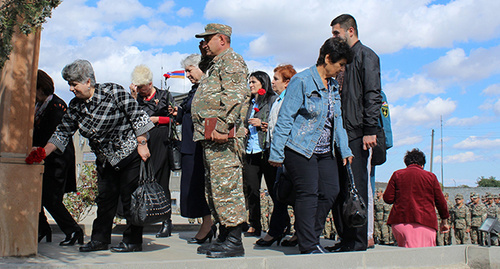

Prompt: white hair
xmin=131 ymin=64 xmax=153 ymax=85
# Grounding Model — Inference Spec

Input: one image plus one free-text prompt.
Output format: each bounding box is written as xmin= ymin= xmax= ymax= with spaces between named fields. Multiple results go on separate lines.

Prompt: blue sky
xmin=38 ymin=0 xmax=500 ymax=187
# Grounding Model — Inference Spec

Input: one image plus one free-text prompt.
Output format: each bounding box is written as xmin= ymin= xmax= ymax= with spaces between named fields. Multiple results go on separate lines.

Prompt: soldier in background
xmin=374 ymin=188 xmax=392 ymax=245
xmin=323 ymin=211 xmax=337 ymax=240
xmin=451 ymin=194 xmax=470 ymax=244
xmin=494 ymin=194 xmax=500 ymax=206
xmin=443 ymin=193 xmax=453 ymax=245
xmin=485 ymin=193 xmax=500 ymax=246
xmin=469 ymin=192 xmax=487 ymax=245
xmin=260 ymin=190 xmax=273 ymax=233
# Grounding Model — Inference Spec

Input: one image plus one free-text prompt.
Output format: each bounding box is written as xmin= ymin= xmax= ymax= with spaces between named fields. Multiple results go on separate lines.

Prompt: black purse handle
xmin=346 ymin=162 xmax=358 ymax=191
xmin=139 ymin=159 xmax=156 ymax=184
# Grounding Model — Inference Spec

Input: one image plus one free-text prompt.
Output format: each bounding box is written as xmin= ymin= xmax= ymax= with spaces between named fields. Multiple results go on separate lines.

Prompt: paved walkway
xmin=1 ymin=211 xmax=498 ymax=268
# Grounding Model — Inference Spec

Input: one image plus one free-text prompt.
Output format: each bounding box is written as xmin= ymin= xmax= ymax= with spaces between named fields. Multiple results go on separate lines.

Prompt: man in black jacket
xmin=329 ymin=14 xmax=382 ymax=252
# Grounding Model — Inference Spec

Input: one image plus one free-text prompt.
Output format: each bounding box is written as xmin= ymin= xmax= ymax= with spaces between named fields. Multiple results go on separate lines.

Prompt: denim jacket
xmin=269 ymin=65 xmax=352 ymax=163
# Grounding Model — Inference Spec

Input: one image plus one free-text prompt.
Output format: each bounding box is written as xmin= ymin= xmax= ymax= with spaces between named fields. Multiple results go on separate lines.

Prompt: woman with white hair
xmin=29 ymin=59 xmax=154 ymax=252
xmin=176 ymin=53 xmax=216 ymax=244
xmin=129 ymin=64 xmax=175 ymax=238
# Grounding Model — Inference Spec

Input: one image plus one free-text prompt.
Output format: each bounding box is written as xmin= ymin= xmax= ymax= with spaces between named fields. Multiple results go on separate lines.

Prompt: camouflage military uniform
xmin=382 ymin=202 xmax=393 ymax=244
xmin=485 ymin=195 xmax=500 ymax=246
xmin=260 ymin=190 xmax=273 ymax=232
xmin=191 ymin=46 xmax=250 ymax=227
xmin=470 ymin=194 xmax=487 ymax=245
xmin=451 ymin=199 xmax=470 ymax=244
xmin=323 ymin=210 xmax=337 ymax=240
xmin=443 ymin=195 xmax=454 ymax=245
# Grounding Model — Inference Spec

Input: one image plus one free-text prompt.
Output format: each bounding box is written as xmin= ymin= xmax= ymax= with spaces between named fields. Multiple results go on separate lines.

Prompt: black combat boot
xmin=206 ymin=224 xmax=244 ymax=258
xmin=197 ymin=225 xmax=227 ymax=254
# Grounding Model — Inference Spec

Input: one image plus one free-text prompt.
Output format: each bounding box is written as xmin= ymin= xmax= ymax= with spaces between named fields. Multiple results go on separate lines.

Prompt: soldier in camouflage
xmin=191 ymin=23 xmax=250 ymax=258
xmin=451 ymin=193 xmax=470 ymax=244
xmin=443 ymin=193 xmax=453 ymax=245
xmin=485 ymin=193 xmax=500 ymax=246
xmin=469 ymin=192 xmax=487 ymax=245
xmin=374 ymin=188 xmax=392 ymax=245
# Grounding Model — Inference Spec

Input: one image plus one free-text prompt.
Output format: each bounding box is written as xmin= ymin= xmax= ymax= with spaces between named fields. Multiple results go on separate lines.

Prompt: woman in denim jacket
xmin=269 ymin=37 xmax=353 ymax=254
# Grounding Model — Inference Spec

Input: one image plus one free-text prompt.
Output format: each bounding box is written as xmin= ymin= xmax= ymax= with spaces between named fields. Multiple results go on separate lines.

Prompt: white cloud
xmin=203 ymin=0 xmax=500 ymax=58
xmin=391 ymin=97 xmax=456 ymax=126
xmin=113 ymin=22 xmax=202 ymax=46
xmin=495 ymin=99 xmax=500 ymax=115
xmin=393 ymin=135 xmax=423 ymax=147
xmin=384 ymin=74 xmax=444 ymax=101
xmin=177 ymin=7 xmax=193 ymax=17
xmin=453 ymin=136 xmax=500 ymax=149
xmin=425 ymin=46 xmax=500 ymax=82
xmin=443 ymin=152 xmax=482 ymax=164
xmin=483 ymin=84 xmax=500 ymax=95
xmin=158 ymin=1 xmax=175 ymax=14
xmin=445 ymin=116 xmax=485 ymax=126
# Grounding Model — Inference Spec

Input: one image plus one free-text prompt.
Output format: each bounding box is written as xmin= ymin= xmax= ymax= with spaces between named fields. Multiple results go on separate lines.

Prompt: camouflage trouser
xmin=323 ymin=211 xmax=337 ymax=240
xmin=375 ymin=221 xmax=391 ymax=244
xmin=470 ymin=227 xmax=483 ymax=245
xmin=443 ymin=228 xmax=452 ymax=245
xmin=454 ymin=229 xmax=468 ymax=244
xmin=201 ymin=138 xmax=247 ymax=227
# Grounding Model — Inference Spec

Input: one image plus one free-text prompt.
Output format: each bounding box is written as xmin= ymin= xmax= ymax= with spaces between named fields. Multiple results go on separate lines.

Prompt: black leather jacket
xmin=340 ymin=41 xmax=382 ymax=141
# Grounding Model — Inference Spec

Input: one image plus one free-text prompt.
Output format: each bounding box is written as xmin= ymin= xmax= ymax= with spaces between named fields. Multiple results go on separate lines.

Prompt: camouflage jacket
xmin=191 ymin=48 xmax=250 ymax=142
xmin=451 ymin=204 xmax=471 ymax=230
xmin=486 ymin=203 xmax=499 ymax=218
xmin=470 ymin=202 xmax=487 ymax=227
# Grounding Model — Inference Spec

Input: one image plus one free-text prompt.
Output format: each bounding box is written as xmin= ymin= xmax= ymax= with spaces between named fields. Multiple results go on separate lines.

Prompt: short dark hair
xmin=404 ymin=148 xmax=426 ymax=167
xmin=249 ymin=71 xmax=274 ymax=103
xmin=330 ymin=14 xmax=358 ymax=37
xmin=316 ymin=37 xmax=353 ymax=66
xmin=37 ymin=69 xmax=54 ymax=96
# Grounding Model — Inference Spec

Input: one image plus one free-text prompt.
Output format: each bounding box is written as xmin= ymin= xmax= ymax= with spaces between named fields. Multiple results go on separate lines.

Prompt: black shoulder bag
xmin=342 ymin=163 xmax=367 ymax=228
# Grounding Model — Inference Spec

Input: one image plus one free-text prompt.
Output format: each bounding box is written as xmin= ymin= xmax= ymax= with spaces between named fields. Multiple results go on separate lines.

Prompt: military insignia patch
xmin=382 ymin=102 xmax=389 ymax=118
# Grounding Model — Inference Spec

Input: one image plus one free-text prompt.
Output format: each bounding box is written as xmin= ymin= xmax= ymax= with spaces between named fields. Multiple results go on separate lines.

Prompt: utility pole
xmin=440 ymin=116 xmax=444 ymax=189
xmin=430 ymin=129 xmax=434 ymax=173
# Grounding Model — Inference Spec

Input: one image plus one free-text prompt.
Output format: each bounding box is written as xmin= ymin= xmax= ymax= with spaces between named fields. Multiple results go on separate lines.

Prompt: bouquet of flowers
xmin=63 ymin=164 xmax=98 ymax=222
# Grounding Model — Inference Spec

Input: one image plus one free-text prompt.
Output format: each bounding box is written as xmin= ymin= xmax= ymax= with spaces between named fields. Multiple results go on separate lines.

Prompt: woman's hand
xmin=150 ymin=116 xmax=159 ymax=124
xmin=261 ymin=122 xmax=268 ymax=132
xmin=268 ymin=160 xmax=282 ymax=168
xmin=137 ymin=144 xmax=150 ymax=161
xmin=343 ymin=156 xmax=354 ymax=166
xmin=248 ymin=118 xmax=262 ymax=128
xmin=440 ymin=219 xmax=450 ymax=234
xmin=129 ymin=83 xmax=138 ymax=99
xmin=168 ymin=105 xmax=178 ymax=116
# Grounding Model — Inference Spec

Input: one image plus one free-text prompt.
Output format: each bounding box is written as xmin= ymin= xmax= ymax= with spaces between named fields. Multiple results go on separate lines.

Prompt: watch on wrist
xmin=139 ymin=139 xmax=147 ymax=145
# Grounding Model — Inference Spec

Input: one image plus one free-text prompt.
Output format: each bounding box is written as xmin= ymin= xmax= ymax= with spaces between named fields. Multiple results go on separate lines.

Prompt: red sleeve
xmin=158 ymin=116 xmax=171 ymax=125
xmin=433 ymin=175 xmax=450 ymax=219
xmin=383 ymin=172 xmax=396 ymax=204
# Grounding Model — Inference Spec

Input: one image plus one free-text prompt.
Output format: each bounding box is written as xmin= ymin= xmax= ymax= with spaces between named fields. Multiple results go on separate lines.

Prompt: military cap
xmin=486 ymin=193 xmax=493 ymax=199
xmin=470 ymin=192 xmax=479 ymax=198
xmin=376 ymin=188 xmax=383 ymax=192
xmin=455 ymin=193 xmax=464 ymax=199
xmin=195 ymin=23 xmax=232 ymax=38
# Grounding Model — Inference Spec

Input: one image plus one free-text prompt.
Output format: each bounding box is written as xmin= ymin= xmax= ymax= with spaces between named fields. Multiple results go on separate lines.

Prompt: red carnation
xmin=25 ymin=147 xmax=46 ymax=164
xmin=76 ymin=192 xmax=81 ymax=195
xmin=163 ymin=73 xmax=171 ymax=79
xmin=257 ymin=88 xmax=266 ymax=95
xmin=254 ymin=107 xmax=260 ymax=112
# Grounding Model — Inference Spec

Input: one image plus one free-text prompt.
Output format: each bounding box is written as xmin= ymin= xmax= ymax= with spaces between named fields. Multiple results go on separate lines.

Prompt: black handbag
xmin=342 ymin=163 xmax=367 ymax=228
xmin=130 ymin=160 xmax=171 ymax=226
xmin=273 ymin=166 xmax=295 ymax=206
xmin=167 ymin=121 xmax=182 ymax=171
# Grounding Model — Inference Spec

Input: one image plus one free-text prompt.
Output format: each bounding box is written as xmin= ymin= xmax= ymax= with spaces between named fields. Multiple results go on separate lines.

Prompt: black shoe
xmin=188 ymin=225 xmax=216 ymax=244
xmin=255 ymin=234 xmax=284 ymax=247
xmin=243 ymin=228 xmax=261 ymax=237
xmin=206 ymin=225 xmax=245 ymax=258
xmin=156 ymin=219 xmax=173 ymax=238
xmin=38 ymin=228 xmax=52 ymax=243
xmin=197 ymin=225 xmax=228 ymax=255
xmin=110 ymin=242 xmax=142 ymax=252
xmin=325 ymin=241 xmax=344 ymax=252
xmin=60 ymin=228 xmax=84 ymax=246
xmin=281 ymin=236 xmax=298 ymax=247
xmin=79 ymin=241 xmax=108 ymax=252
xmin=301 ymin=245 xmax=328 ymax=254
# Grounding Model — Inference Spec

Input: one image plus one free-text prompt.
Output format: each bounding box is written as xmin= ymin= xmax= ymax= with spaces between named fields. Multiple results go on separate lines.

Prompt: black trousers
xmin=149 ymin=126 xmax=171 ymax=221
xmin=39 ymin=158 xmax=80 ymax=235
xmin=243 ymin=151 xmax=277 ymax=231
xmin=180 ymin=142 xmax=210 ymax=218
xmin=92 ymin=152 xmax=143 ymax=244
xmin=267 ymin=166 xmax=291 ymax=238
xmin=332 ymin=136 xmax=369 ymax=250
xmin=284 ymin=148 xmax=340 ymax=252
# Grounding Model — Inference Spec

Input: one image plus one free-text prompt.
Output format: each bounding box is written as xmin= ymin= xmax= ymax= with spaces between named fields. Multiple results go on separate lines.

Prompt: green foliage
xmin=0 ymin=0 xmax=61 ymax=69
xmin=63 ymin=163 xmax=98 ymax=222
xmin=476 ymin=176 xmax=500 ymax=187
xmin=457 ymin=184 xmax=470 ymax=188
